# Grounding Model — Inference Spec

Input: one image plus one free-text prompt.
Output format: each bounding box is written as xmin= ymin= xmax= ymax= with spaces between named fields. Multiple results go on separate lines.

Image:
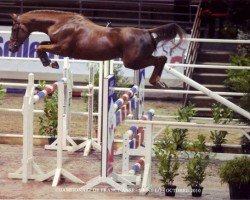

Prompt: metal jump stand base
xmin=44 ymin=135 xmax=78 ymax=151
xmin=36 ymin=167 xmax=84 ymax=187
xmin=68 ymin=139 xmax=101 ymax=156
xmin=8 ymin=157 xmax=45 ymax=183
xmin=80 ymin=172 xmax=136 ymax=192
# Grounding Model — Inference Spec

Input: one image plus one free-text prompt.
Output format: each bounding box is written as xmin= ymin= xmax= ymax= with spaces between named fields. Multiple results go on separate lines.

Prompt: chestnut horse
xmin=9 ymin=10 xmax=185 ymax=88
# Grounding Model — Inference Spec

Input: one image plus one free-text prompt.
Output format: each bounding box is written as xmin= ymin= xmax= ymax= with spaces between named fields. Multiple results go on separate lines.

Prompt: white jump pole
xmin=8 ymin=74 xmax=45 ymax=182
xmin=44 ymin=57 xmax=78 ymax=151
xmin=83 ymin=63 xmax=101 ymax=155
xmin=97 ymin=62 xmax=104 ymax=145
xmin=164 ymin=65 xmax=250 ymax=120
xmin=69 ymin=63 xmax=101 ymax=155
xmin=37 ymin=81 xmax=84 ymax=186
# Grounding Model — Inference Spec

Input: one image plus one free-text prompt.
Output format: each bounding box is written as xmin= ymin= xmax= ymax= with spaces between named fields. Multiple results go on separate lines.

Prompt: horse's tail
xmin=149 ymin=23 xmax=186 ymax=50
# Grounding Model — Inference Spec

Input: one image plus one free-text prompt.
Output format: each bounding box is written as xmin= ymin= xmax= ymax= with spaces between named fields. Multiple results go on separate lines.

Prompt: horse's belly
xmin=71 ymin=33 xmax=121 ymax=60
xmin=73 ymin=47 xmax=119 ymax=61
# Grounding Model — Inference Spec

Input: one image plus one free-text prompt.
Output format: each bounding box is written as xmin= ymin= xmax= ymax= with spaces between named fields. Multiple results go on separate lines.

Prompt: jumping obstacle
xmin=69 ymin=62 xmax=102 ymax=156
xmin=8 ymin=73 xmax=46 ymax=183
xmin=43 ymin=58 xmax=78 ymax=151
xmin=130 ymin=157 xmax=145 ymax=175
xmin=164 ymin=65 xmax=250 ymax=120
xmin=2 ymin=88 xmax=26 ymax=94
xmin=81 ymin=69 xmax=145 ymax=191
xmin=121 ymin=109 xmax=155 ymax=192
xmin=8 ymin=58 xmax=83 ymax=186
xmin=123 ymin=64 xmax=250 ymax=194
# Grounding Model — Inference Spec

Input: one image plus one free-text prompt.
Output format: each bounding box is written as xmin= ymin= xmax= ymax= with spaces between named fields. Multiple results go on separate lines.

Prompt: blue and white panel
xmin=103 ymin=75 xmax=116 ymax=176
xmin=138 ymin=69 xmax=145 ymax=119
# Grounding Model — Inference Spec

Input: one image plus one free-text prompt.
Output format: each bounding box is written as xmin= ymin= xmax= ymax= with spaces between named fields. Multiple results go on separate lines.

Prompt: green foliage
xmin=0 ymin=85 xmax=4 ymax=104
xmin=36 ymin=80 xmax=46 ymax=91
xmin=154 ymin=129 xmax=180 ymax=187
xmin=237 ymin=30 xmax=250 ymax=55
xmin=112 ymin=64 xmax=130 ymax=88
xmin=171 ymin=129 xmax=188 ymax=150
xmin=172 ymin=103 xmax=196 ymax=150
xmin=38 ymin=81 xmax=58 ymax=137
xmin=224 ymin=53 xmax=250 ymax=124
xmin=219 ymin=156 xmax=250 ymax=184
xmin=187 ymin=134 xmax=209 ymax=153
xmin=184 ymin=153 xmax=210 ymax=187
xmin=211 ymin=103 xmax=233 ymax=124
xmin=210 ymin=131 xmax=228 ymax=145
xmin=175 ymin=103 xmax=197 ymax=122
xmin=225 ymin=55 xmax=250 ymax=94
xmin=221 ymin=22 xmax=238 ymax=39
xmin=210 ymin=103 xmax=233 ymax=145
xmin=184 ymin=135 xmax=210 ymax=187
xmin=225 ymin=54 xmax=250 ymax=92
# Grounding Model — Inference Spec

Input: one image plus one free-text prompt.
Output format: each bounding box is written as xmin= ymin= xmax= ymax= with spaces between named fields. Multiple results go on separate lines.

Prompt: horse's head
xmin=9 ymin=13 xmax=30 ymax=53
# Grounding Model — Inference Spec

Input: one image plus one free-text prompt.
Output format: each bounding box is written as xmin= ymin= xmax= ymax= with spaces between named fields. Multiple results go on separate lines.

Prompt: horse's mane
xmin=25 ymin=10 xmax=83 ymax=18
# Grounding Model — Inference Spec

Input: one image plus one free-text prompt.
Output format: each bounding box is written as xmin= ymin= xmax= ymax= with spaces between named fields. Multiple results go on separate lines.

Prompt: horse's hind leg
xmin=149 ymin=56 xmax=167 ymax=88
xmin=124 ymin=55 xmax=167 ymax=88
xmin=36 ymin=42 xmax=59 ymax=69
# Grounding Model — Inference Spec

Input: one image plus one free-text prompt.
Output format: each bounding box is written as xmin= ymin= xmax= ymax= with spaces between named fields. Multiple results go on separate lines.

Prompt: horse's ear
xmin=10 ymin=13 xmax=18 ymax=21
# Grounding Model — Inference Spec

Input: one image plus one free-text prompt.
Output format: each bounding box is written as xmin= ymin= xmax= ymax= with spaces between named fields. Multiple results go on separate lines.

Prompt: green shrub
xmin=210 ymin=103 xmax=233 ymax=145
xmin=154 ymin=129 xmax=180 ymax=187
xmin=184 ymin=153 xmax=210 ymax=187
xmin=171 ymin=103 xmax=196 ymax=150
xmin=38 ymin=81 xmax=58 ymax=137
xmin=225 ymin=55 xmax=250 ymax=93
xmin=184 ymin=135 xmax=210 ymax=187
xmin=224 ymin=54 xmax=250 ymax=124
xmin=219 ymin=156 xmax=250 ymax=184
xmin=0 ymin=85 xmax=4 ymax=104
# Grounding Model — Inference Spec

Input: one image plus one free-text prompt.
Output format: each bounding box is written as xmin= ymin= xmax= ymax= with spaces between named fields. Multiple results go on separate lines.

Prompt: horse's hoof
xmin=50 ymin=61 xmax=59 ymax=69
xmin=41 ymin=59 xmax=50 ymax=67
xmin=153 ymin=81 xmax=168 ymax=89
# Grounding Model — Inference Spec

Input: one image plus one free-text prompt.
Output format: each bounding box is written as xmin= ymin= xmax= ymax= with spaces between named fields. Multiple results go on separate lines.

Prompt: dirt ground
xmin=0 ymin=144 xmax=230 ymax=199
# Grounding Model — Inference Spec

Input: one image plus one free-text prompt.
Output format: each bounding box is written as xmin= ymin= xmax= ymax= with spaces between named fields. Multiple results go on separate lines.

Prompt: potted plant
xmin=219 ymin=156 xmax=250 ymax=199
xmin=184 ymin=135 xmax=210 ymax=197
xmin=154 ymin=129 xmax=180 ymax=196
xmin=210 ymin=103 xmax=233 ymax=153
xmin=224 ymin=50 xmax=250 ymax=126
xmin=241 ymin=133 xmax=250 ymax=154
xmin=223 ymin=30 xmax=250 ymax=153
xmin=172 ymin=103 xmax=196 ymax=150
xmin=37 ymin=81 xmax=58 ymax=143
xmin=210 ymin=131 xmax=227 ymax=153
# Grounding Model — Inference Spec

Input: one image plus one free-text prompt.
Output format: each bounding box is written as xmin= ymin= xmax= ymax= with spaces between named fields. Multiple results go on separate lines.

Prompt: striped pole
xmin=33 ymin=78 xmax=66 ymax=103
xmin=129 ymin=157 xmax=145 ymax=175
xmin=137 ymin=109 xmax=155 ymax=146
xmin=114 ymin=85 xmax=138 ymax=110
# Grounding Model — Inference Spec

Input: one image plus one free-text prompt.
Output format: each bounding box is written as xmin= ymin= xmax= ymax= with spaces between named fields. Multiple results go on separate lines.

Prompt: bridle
xmin=10 ymin=21 xmax=24 ymax=49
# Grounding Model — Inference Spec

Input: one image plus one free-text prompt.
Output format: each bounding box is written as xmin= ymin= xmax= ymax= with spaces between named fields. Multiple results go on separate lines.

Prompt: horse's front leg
xmin=36 ymin=42 xmax=59 ymax=69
